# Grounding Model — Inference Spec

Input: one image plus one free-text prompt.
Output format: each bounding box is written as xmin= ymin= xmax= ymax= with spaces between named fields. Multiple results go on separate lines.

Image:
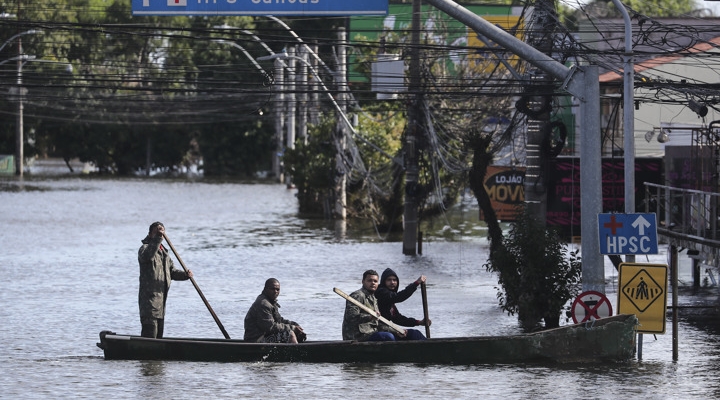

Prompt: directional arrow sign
xmin=631 ymin=215 xmax=651 ymax=235
xmin=598 ymin=213 xmax=658 ymax=255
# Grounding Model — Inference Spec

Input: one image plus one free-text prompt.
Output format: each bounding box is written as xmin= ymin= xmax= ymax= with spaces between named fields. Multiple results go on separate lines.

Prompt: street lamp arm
xmin=211 ymin=24 xmax=275 ymax=56
xmin=212 ymin=39 xmax=269 ymax=80
xmin=261 ymin=53 xmax=398 ymax=165
xmin=0 ymin=30 xmax=42 ymax=54
xmin=265 ymin=16 xmax=336 ymax=78
xmin=0 ymin=54 xmax=35 ymax=67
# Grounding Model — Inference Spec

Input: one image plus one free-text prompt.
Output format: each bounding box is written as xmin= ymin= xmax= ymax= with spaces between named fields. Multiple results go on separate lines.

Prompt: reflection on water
xmin=1 ymin=177 xmax=719 ymax=399
xmin=139 ymin=361 xmax=166 ymax=377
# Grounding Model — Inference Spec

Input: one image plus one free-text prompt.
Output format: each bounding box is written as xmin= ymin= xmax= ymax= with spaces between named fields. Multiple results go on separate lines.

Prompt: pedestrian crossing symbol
xmin=618 ymin=263 xmax=668 ymax=334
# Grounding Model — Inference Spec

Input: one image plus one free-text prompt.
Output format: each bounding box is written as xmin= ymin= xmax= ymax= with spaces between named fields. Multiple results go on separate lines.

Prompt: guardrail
xmin=644 ymin=183 xmax=720 ymax=246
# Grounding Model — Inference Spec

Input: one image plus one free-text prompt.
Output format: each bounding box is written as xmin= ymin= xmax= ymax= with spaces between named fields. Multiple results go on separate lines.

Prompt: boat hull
xmin=97 ymin=314 xmax=637 ymax=364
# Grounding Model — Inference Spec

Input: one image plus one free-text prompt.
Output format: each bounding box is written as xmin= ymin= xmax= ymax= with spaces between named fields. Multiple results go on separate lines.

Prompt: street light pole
xmin=16 ymin=55 xmax=24 ymax=177
xmin=0 ymin=30 xmax=41 ymax=177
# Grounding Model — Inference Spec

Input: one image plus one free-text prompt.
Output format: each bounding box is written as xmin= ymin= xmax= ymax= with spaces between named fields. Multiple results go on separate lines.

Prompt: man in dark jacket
xmin=244 ymin=278 xmax=305 ymax=343
xmin=375 ymin=267 xmax=430 ymax=340
xmin=138 ymin=221 xmax=193 ymax=338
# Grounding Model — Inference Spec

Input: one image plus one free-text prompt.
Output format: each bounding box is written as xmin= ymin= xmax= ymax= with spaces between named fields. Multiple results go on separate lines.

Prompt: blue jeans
xmin=367 ymin=331 xmax=396 ymax=341
xmin=396 ymin=328 xmax=426 ymax=341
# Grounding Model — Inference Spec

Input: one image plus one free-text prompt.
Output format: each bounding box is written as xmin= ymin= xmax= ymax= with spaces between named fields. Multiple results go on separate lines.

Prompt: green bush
xmin=484 ymin=205 xmax=582 ymax=330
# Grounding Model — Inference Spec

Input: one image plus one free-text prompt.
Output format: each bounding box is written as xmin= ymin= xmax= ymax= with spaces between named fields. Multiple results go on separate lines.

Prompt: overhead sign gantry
xmin=131 ymin=0 xmax=389 ymax=16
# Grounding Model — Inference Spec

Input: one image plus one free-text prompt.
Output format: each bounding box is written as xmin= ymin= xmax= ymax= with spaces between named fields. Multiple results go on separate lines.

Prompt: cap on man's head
xmin=149 ymin=221 xmax=164 ymax=233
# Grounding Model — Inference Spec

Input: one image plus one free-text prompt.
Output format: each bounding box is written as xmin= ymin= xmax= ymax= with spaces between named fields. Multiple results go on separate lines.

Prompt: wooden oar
xmin=163 ymin=233 xmax=231 ymax=339
xmin=421 ymin=282 xmax=431 ymax=338
xmin=333 ymin=287 xmax=405 ymax=335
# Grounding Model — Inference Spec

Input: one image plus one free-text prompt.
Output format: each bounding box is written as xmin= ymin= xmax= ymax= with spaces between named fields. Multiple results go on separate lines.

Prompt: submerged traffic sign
xmin=132 ymin=0 xmax=389 ymax=16
xmin=598 ymin=213 xmax=658 ymax=255
xmin=618 ymin=263 xmax=668 ymax=334
xmin=571 ymin=290 xmax=613 ymax=323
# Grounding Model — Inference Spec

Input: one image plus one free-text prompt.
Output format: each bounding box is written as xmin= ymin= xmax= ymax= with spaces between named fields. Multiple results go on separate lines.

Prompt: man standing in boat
xmin=244 ymin=278 xmax=306 ymax=343
xmin=342 ymin=269 xmax=406 ymax=341
xmin=375 ymin=268 xmax=429 ymax=340
xmin=138 ymin=222 xmax=193 ymax=338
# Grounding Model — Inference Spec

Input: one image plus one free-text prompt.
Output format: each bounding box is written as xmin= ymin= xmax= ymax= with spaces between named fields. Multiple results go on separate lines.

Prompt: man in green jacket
xmin=138 ymin=222 xmax=192 ymax=338
xmin=342 ymin=269 xmax=403 ymax=341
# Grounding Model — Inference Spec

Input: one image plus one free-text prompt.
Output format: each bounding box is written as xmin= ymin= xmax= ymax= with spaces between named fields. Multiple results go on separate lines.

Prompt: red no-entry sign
xmin=571 ymin=291 xmax=613 ymax=323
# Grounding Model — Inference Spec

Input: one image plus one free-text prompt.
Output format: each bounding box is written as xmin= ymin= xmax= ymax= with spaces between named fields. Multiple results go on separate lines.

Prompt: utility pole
xmin=522 ymin=0 xmax=557 ymax=223
xmin=286 ymin=46 xmax=296 ymax=188
xmin=403 ymin=0 xmax=422 ymax=255
xmin=15 ymin=0 xmax=23 ymax=177
xmin=272 ymin=57 xmax=285 ymax=182
xmin=15 ymin=39 xmax=24 ymax=177
xmin=335 ymin=27 xmax=348 ymax=222
xmin=309 ymin=41 xmax=320 ymax=126
xmin=425 ymin=0 xmax=605 ymax=293
xmin=297 ymin=46 xmax=308 ymax=145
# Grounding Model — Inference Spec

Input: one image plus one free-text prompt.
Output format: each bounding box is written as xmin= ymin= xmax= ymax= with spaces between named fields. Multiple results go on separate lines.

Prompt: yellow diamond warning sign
xmin=618 ymin=263 xmax=668 ymax=334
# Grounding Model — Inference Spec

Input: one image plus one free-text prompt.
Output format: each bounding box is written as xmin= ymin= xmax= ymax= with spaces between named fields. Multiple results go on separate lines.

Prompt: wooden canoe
xmin=97 ymin=314 xmax=638 ymax=364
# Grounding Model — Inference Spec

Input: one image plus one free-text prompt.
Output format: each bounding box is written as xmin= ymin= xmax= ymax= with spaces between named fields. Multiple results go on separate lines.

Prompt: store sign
xmin=480 ymin=166 xmax=525 ymax=222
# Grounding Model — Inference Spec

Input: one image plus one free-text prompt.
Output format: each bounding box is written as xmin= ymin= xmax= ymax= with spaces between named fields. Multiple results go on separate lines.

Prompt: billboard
xmin=545 ymin=157 xmax=664 ymax=238
xmin=349 ymin=4 xmax=524 ymax=82
xmin=132 ymin=0 xmax=388 ymax=16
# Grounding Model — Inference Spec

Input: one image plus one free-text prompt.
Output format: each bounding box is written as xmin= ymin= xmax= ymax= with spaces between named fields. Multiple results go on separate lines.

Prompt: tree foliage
xmin=484 ymin=205 xmax=583 ymax=330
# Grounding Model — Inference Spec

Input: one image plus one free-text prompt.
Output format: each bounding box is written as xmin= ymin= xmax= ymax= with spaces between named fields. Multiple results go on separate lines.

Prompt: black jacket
xmin=375 ymin=267 xmax=419 ymax=327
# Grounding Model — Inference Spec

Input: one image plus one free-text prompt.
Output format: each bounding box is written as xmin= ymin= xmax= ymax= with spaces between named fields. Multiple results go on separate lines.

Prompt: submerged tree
xmin=484 ymin=204 xmax=582 ymax=330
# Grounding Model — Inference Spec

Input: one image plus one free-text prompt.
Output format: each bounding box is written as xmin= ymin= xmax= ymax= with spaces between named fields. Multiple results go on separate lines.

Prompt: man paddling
xmin=375 ymin=268 xmax=429 ymax=340
xmin=244 ymin=278 xmax=306 ymax=343
xmin=138 ymin=222 xmax=193 ymax=338
xmin=342 ymin=269 xmax=406 ymax=341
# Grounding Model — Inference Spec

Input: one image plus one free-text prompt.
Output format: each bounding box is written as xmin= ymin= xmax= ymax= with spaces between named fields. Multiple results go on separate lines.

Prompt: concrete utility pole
xmin=297 ymin=46 xmax=308 ymax=145
xmin=15 ymin=39 xmax=24 ymax=177
xmin=522 ymin=1 xmax=558 ymax=223
xmin=286 ymin=46 xmax=297 ymax=188
xmin=610 ymin=0 xmax=636 ymax=264
xmin=335 ymin=27 xmax=348 ymax=221
xmin=403 ymin=0 xmax=422 ymax=255
xmin=425 ymin=0 xmax=605 ymax=293
xmin=272 ymin=57 xmax=285 ymax=182
xmin=309 ymin=42 xmax=320 ymax=126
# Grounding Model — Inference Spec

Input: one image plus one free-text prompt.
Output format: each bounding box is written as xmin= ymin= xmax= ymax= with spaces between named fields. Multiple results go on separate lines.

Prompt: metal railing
xmin=645 ymin=183 xmax=720 ymax=246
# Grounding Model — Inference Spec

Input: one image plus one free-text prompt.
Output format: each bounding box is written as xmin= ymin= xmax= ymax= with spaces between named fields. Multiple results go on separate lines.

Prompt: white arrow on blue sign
xmin=132 ymin=0 xmax=389 ymax=16
xmin=598 ymin=213 xmax=659 ymax=255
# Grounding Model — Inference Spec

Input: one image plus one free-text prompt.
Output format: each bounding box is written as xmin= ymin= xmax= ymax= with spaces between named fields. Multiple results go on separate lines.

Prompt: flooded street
xmin=1 ymin=177 xmax=719 ymax=399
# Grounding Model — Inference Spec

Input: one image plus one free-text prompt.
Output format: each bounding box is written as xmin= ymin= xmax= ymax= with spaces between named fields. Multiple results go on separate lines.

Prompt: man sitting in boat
xmin=375 ymin=268 xmax=429 ymax=340
xmin=342 ymin=269 xmax=406 ymax=341
xmin=244 ymin=278 xmax=306 ymax=343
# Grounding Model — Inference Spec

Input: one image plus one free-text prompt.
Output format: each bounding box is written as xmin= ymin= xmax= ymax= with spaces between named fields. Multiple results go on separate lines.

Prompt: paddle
xmin=421 ymin=282 xmax=431 ymax=338
xmin=163 ymin=233 xmax=231 ymax=339
xmin=333 ymin=287 xmax=405 ymax=335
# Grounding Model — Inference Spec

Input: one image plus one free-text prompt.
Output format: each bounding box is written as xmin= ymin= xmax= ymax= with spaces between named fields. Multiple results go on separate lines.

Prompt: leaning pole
xmin=424 ymin=0 xmax=605 ymax=293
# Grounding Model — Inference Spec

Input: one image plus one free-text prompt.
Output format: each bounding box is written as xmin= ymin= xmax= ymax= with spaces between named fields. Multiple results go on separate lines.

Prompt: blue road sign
xmin=132 ymin=0 xmax=388 ymax=16
xmin=598 ymin=213 xmax=659 ymax=255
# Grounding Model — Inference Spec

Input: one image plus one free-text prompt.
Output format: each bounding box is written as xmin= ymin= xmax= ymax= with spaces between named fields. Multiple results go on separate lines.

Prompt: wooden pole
xmin=163 ymin=233 xmax=231 ymax=339
xmin=421 ymin=282 xmax=430 ymax=338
